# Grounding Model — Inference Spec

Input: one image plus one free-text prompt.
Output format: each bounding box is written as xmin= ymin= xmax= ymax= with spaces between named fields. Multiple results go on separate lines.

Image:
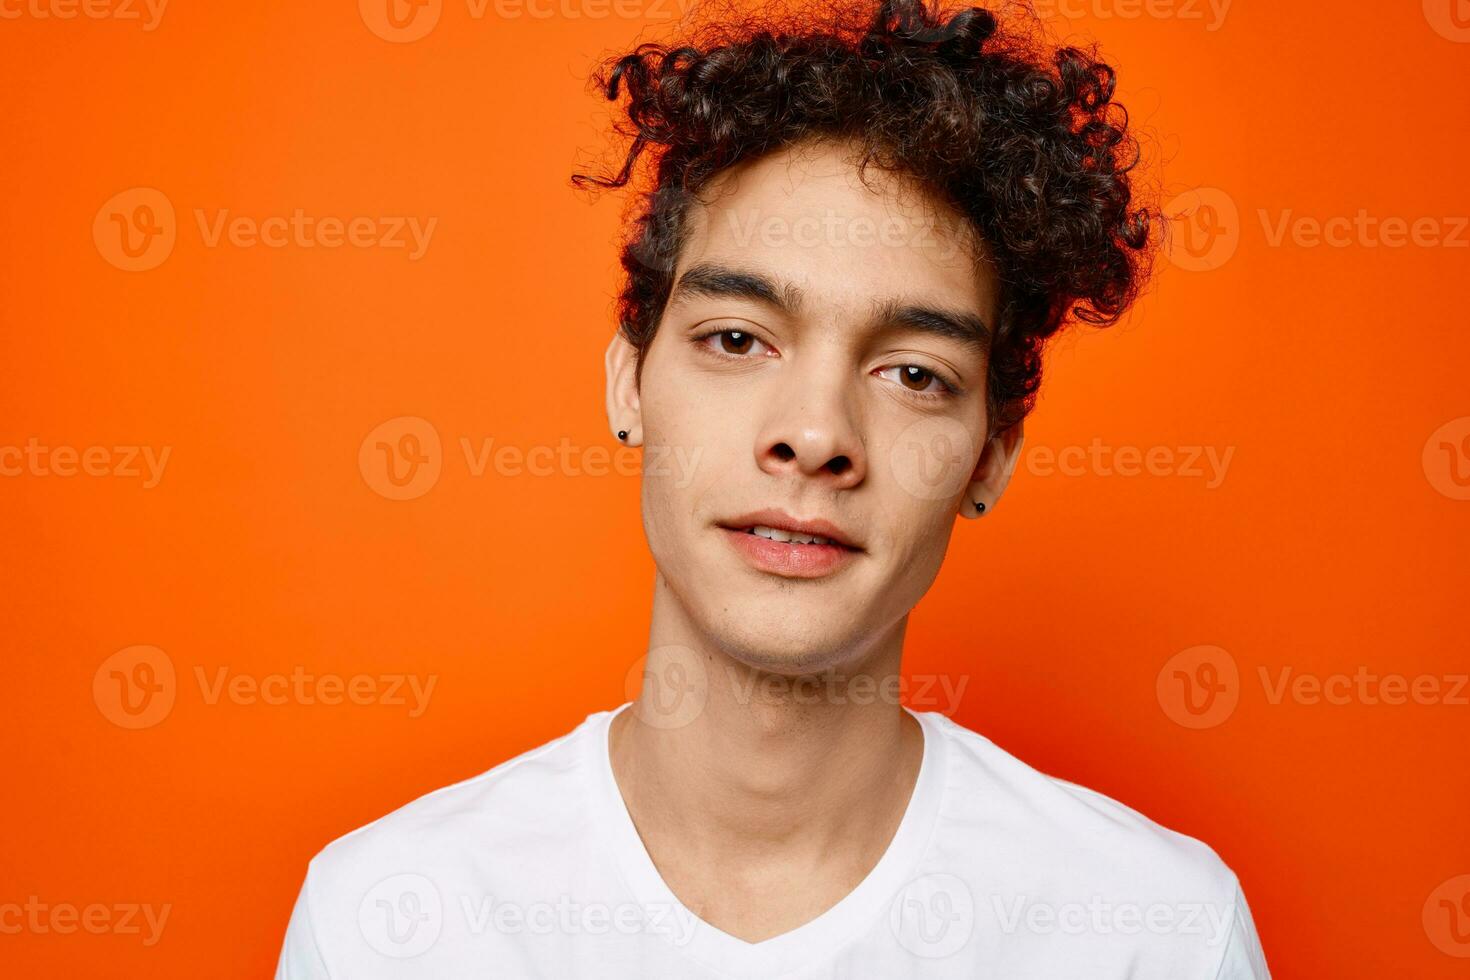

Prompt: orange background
xmin=2 ymin=1 xmax=1468 ymax=976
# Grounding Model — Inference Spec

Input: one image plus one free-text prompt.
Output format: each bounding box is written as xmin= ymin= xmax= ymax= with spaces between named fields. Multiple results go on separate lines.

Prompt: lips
xmin=716 ymin=509 xmax=861 ymax=579
xmin=717 ymin=509 xmax=861 ymax=549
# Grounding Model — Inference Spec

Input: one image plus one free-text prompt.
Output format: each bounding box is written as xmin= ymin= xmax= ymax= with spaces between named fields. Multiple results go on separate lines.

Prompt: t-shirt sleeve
xmin=1210 ymin=880 xmax=1271 ymax=980
xmin=275 ymin=863 xmax=333 ymax=980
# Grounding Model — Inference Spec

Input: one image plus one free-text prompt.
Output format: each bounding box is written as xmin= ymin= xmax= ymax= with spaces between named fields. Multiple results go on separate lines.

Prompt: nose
xmin=754 ymin=358 xmax=866 ymax=490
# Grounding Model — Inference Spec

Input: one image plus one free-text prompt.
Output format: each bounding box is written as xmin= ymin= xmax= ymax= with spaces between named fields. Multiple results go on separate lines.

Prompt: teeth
xmin=748 ymin=525 xmax=834 ymax=546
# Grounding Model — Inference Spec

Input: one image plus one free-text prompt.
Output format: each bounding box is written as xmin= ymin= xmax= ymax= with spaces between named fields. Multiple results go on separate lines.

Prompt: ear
xmin=960 ymin=419 xmax=1024 ymax=519
xmin=604 ymin=331 xmax=643 ymax=446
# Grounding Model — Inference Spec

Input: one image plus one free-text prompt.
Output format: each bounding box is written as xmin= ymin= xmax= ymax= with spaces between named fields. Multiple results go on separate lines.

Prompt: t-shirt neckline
xmin=586 ymin=701 xmax=949 ymax=977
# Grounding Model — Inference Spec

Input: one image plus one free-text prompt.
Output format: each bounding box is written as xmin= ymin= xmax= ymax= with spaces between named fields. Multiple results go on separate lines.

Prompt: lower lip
xmin=719 ymin=528 xmax=859 ymax=579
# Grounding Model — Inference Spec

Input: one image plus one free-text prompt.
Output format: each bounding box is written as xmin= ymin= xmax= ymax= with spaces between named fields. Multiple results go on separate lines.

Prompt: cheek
xmin=636 ymin=374 xmax=730 ymax=564
xmin=871 ymin=469 xmax=960 ymax=594
xmin=896 ymin=508 xmax=954 ymax=568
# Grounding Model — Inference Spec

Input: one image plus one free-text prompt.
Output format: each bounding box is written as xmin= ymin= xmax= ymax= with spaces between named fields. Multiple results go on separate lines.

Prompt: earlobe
xmin=960 ymin=419 xmax=1025 ymax=520
xmin=604 ymin=331 xmax=644 ymax=447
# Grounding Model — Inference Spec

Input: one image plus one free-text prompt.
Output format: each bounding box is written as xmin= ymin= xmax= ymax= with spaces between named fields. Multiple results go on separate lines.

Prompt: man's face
xmin=628 ymin=139 xmax=1005 ymax=674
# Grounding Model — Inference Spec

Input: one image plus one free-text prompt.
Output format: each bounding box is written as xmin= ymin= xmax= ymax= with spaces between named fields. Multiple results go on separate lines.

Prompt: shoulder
xmin=921 ymin=712 xmax=1270 ymax=975
xmin=276 ymin=709 xmax=613 ymax=976
xmin=302 ymin=707 xmax=605 ymax=892
xmin=923 ymin=710 xmax=1243 ymax=906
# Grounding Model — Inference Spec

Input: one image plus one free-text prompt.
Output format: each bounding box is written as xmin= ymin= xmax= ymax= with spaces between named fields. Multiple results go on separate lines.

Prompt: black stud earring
xmin=974 ymin=501 xmax=986 ymax=515
xmin=617 ymin=430 xmax=628 ymax=441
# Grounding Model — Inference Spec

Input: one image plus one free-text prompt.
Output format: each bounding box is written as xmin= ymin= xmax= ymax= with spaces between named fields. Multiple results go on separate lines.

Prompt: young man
xmin=276 ymin=0 xmax=1270 ymax=976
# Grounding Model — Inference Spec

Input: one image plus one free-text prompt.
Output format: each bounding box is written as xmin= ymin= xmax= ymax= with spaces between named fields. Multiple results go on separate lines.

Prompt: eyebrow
xmin=668 ymin=261 xmax=991 ymax=351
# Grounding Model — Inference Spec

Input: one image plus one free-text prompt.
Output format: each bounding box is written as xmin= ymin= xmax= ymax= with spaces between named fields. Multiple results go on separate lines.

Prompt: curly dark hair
xmin=571 ymin=0 xmax=1155 ymax=435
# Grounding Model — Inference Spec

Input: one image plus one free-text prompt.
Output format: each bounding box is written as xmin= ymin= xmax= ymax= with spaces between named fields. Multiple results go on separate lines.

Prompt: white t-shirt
xmin=275 ymin=703 xmax=1271 ymax=979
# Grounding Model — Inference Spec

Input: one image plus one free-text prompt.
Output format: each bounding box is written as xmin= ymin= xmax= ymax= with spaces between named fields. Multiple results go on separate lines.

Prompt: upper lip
xmin=717 ymin=509 xmax=862 ymax=550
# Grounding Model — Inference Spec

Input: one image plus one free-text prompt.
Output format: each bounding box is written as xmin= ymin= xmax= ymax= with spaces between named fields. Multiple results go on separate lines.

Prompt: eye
xmin=876 ymin=364 xmax=956 ymax=397
xmin=695 ymin=328 xmax=774 ymax=358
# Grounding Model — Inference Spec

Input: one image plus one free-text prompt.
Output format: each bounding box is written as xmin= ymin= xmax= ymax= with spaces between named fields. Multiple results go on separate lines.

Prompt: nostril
xmin=773 ymin=443 xmax=796 ymax=462
xmin=827 ymin=456 xmax=851 ymax=476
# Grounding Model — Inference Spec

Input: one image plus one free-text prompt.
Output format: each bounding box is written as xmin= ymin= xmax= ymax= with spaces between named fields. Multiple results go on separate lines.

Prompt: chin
xmin=701 ymin=602 xmax=875 ymax=678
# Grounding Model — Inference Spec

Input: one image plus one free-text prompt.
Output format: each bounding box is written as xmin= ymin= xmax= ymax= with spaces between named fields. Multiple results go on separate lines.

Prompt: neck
xmin=609 ymin=573 xmax=924 ymax=866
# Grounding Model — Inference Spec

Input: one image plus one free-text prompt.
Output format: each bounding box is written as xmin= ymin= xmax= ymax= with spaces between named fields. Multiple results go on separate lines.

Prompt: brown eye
xmin=899 ymin=365 xmax=934 ymax=391
xmin=720 ymin=330 xmax=754 ymax=355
